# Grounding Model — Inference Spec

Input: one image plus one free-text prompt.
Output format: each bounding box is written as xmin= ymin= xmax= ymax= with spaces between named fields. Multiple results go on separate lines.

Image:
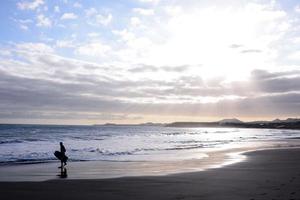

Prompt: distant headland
xmin=94 ymin=118 xmax=300 ymax=130
xmin=165 ymin=118 xmax=300 ymax=129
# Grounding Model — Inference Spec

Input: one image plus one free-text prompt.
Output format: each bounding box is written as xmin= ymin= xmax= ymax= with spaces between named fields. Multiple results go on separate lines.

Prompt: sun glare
xmin=141 ymin=4 xmax=286 ymax=82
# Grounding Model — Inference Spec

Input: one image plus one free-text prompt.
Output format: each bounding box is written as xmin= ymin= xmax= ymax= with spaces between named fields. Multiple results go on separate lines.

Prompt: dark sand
xmin=1 ymin=148 xmax=300 ymax=200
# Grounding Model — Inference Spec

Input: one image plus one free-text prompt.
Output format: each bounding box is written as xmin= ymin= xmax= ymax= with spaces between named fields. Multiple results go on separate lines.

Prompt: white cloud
xmin=4 ymin=0 xmax=300 ymax=122
xmin=14 ymin=18 xmax=32 ymax=30
xmin=54 ymin=5 xmax=60 ymax=13
xmin=288 ymin=51 xmax=300 ymax=60
xmin=112 ymin=29 xmax=153 ymax=62
xmin=95 ymin=13 xmax=113 ymax=26
xmin=16 ymin=42 xmax=54 ymax=53
xmin=164 ymin=5 xmax=182 ymax=16
xmin=75 ymin=41 xmax=111 ymax=57
xmin=87 ymin=32 xmax=100 ymax=38
xmin=0 ymin=50 xmax=12 ymax=57
xmin=141 ymin=3 xmax=287 ymax=76
xmin=102 ymin=1 xmax=292 ymax=84
xmin=112 ymin=29 xmax=135 ymax=42
xmin=73 ymin=2 xmax=82 ymax=8
xmin=55 ymin=40 xmax=75 ymax=48
xmin=19 ymin=24 xmax=29 ymax=30
xmin=138 ymin=0 xmax=160 ymax=4
xmin=133 ymin=8 xmax=154 ymax=15
xmin=18 ymin=19 xmax=33 ymax=24
xmin=291 ymin=37 xmax=300 ymax=44
xmin=17 ymin=0 xmax=44 ymax=10
xmin=85 ymin=8 xmax=97 ymax=17
xmin=130 ymin=17 xmax=141 ymax=27
xmin=85 ymin=8 xmax=112 ymax=26
xmin=36 ymin=14 xmax=52 ymax=27
xmin=61 ymin=13 xmax=78 ymax=20
xmin=294 ymin=5 xmax=300 ymax=13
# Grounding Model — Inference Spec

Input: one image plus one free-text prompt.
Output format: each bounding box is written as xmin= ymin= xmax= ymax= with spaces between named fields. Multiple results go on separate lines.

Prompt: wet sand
xmin=1 ymin=148 xmax=300 ymax=200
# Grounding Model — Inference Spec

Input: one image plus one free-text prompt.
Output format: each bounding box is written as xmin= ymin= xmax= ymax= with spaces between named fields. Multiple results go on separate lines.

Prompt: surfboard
xmin=54 ymin=151 xmax=68 ymax=162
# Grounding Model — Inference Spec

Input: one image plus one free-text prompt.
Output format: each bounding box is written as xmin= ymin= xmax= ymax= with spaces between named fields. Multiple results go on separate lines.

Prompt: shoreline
xmin=1 ymin=147 xmax=300 ymax=199
xmin=1 ymin=139 xmax=300 ymax=182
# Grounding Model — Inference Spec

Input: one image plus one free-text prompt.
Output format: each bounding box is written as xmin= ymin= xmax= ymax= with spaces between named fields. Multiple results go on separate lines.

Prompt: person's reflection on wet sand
xmin=58 ymin=167 xmax=68 ymax=178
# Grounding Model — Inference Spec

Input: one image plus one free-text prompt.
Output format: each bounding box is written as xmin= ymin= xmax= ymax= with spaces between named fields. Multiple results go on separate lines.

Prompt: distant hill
xmin=138 ymin=122 xmax=165 ymax=126
xmin=166 ymin=121 xmax=219 ymax=128
xmin=218 ymin=118 xmax=244 ymax=124
xmin=166 ymin=118 xmax=300 ymax=129
xmin=93 ymin=122 xmax=164 ymax=127
xmin=93 ymin=118 xmax=300 ymax=129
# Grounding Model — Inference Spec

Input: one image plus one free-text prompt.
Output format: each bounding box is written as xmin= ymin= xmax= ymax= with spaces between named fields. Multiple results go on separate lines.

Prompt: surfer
xmin=54 ymin=142 xmax=68 ymax=168
xmin=60 ymin=142 xmax=67 ymax=166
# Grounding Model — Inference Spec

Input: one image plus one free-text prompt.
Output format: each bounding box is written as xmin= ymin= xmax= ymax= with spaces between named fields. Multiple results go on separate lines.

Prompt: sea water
xmin=0 ymin=124 xmax=300 ymax=165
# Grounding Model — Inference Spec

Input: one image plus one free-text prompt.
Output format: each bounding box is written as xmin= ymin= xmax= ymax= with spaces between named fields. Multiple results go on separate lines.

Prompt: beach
xmin=1 ymin=147 xmax=300 ymax=200
xmin=2 ymin=0 xmax=300 ymax=199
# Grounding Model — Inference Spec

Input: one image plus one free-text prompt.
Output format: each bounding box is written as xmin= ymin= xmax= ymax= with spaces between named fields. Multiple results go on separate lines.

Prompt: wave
xmin=0 ymin=138 xmax=46 ymax=144
xmin=83 ymin=147 xmax=159 ymax=156
xmin=166 ymin=145 xmax=204 ymax=150
xmin=0 ymin=158 xmax=56 ymax=166
xmin=0 ymin=139 xmax=23 ymax=144
xmin=162 ymin=131 xmax=206 ymax=135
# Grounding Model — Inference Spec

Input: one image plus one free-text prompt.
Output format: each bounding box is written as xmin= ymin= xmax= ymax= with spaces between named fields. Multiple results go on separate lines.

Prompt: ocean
xmin=1 ymin=124 xmax=300 ymax=165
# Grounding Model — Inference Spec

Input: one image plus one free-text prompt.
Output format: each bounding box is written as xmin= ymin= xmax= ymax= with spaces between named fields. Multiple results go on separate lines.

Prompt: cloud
xmin=18 ymin=19 xmax=33 ymax=24
xmin=294 ymin=5 xmax=300 ymax=13
xmin=0 ymin=50 xmax=12 ymax=57
xmin=241 ymin=49 xmax=262 ymax=53
xmin=288 ymin=51 xmax=300 ymax=60
xmin=0 ymin=109 xmax=142 ymax=121
xmin=229 ymin=44 xmax=243 ymax=48
xmin=85 ymin=7 xmax=97 ymax=17
xmin=61 ymin=12 xmax=78 ymax=20
xmin=17 ymin=0 xmax=44 ymax=10
xmin=19 ymin=24 xmax=29 ymax=30
xmin=3 ymin=0 xmax=300 ymax=123
xmin=87 ymin=32 xmax=100 ymax=38
xmin=250 ymin=69 xmax=300 ymax=93
xmin=138 ymin=0 xmax=160 ymax=4
xmin=36 ymin=14 xmax=52 ymax=27
xmin=250 ymin=69 xmax=299 ymax=80
xmin=133 ymin=8 xmax=154 ymax=15
xmin=95 ymin=13 xmax=113 ymax=26
xmin=161 ymin=65 xmax=191 ymax=72
xmin=13 ymin=18 xmax=33 ymax=30
xmin=130 ymin=17 xmax=141 ymax=26
xmin=1 ymin=66 xmax=299 ymax=119
xmin=16 ymin=42 xmax=54 ymax=53
xmin=85 ymin=8 xmax=112 ymax=26
xmin=54 ymin=5 xmax=60 ymax=13
xmin=129 ymin=64 xmax=158 ymax=72
xmin=1 ymin=42 xmax=300 ymax=121
xmin=55 ymin=40 xmax=75 ymax=48
xmin=164 ymin=5 xmax=182 ymax=16
xmin=75 ymin=41 xmax=111 ymax=57
xmin=129 ymin=64 xmax=192 ymax=73
xmin=73 ymin=2 xmax=82 ymax=8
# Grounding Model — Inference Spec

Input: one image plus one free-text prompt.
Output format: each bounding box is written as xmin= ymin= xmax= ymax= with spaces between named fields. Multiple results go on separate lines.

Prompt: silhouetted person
xmin=54 ymin=142 xmax=68 ymax=169
xmin=60 ymin=142 xmax=67 ymax=166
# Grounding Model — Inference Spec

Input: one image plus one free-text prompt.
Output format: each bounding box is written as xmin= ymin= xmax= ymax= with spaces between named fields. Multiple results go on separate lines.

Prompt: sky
xmin=0 ymin=0 xmax=300 ymax=124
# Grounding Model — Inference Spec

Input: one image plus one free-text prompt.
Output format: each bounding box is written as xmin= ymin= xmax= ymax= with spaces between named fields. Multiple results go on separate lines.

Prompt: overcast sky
xmin=0 ymin=0 xmax=300 ymax=124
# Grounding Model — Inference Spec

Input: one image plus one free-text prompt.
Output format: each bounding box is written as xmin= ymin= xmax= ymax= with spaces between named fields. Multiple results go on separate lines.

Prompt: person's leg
xmin=63 ymin=155 xmax=67 ymax=166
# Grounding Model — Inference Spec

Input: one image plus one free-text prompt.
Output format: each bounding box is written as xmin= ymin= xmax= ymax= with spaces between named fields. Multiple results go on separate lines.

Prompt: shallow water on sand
xmin=1 ymin=124 xmax=300 ymax=165
xmin=1 ymin=140 xmax=300 ymax=181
